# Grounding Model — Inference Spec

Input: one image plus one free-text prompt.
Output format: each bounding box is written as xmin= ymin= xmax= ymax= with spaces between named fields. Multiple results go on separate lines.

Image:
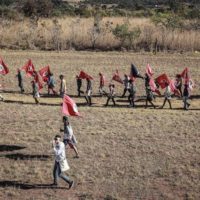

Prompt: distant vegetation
xmin=0 ymin=0 xmax=199 ymax=19
xmin=0 ymin=0 xmax=199 ymax=52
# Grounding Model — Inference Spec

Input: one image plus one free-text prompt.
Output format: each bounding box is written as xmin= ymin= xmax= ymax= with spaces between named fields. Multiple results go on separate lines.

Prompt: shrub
xmin=112 ymin=23 xmax=141 ymax=50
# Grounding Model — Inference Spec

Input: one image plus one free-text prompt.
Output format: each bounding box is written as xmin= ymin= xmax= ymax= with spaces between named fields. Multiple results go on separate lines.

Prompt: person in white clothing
xmin=52 ymin=135 xmax=74 ymax=189
xmin=60 ymin=116 xmax=79 ymax=158
xmin=161 ymin=82 xmax=172 ymax=109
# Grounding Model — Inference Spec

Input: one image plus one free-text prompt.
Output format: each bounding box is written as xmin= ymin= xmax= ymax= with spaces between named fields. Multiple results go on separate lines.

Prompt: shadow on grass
xmin=0 ymin=145 xmax=26 ymax=152
xmin=3 ymin=100 xmax=61 ymax=106
xmin=0 ymin=153 xmax=52 ymax=161
xmin=0 ymin=181 xmax=66 ymax=190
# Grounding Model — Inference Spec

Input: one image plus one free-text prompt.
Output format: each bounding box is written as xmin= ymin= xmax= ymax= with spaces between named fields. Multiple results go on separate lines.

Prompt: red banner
xmin=0 ymin=58 xmax=9 ymax=75
xmin=62 ymin=95 xmax=81 ymax=117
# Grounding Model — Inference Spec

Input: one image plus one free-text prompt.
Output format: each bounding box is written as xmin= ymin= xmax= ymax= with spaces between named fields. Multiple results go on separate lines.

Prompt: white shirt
xmin=53 ymin=141 xmax=66 ymax=162
xmin=64 ymin=125 xmax=73 ymax=140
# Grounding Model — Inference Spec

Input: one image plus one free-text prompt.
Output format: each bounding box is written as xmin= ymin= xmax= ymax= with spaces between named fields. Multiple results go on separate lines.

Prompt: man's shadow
xmin=0 ymin=145 xmax=26 ymax=152
xmin=0 ymin=181 xmax=66 ymax=190
xmin=0 ymin=153 xmax=52 ymax=161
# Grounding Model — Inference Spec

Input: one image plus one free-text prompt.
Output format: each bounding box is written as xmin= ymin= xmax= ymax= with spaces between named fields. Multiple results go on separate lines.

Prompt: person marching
xmin=175 ymin=74 xmax=183 ymax=97
xmin=161 ymin=82 xmax=172 ymax=109
xmin=85 ymin=77 xmax=92 ymax=106
xmin=99 ymin=72 xmax=106 ymax=96
xmin=60 ymin=116 xmax=79 ymax=158
xmin=16 ymin=68 xmax=25 ymax=93
xmin=59 ymin=74 xmax=67 ymax=98
xmin=105 ymin=83 xmax=116 ymax=106
xmin=47 ymin=73 xmax=57 ymax=95
xmin=121 ymin=74 xmax=130 ymax=98
xmin=145 ymin=85 xmax=156 ymax=108
xmin=128 ymin=79 xmax=136 ymax=108
xmin=183 ymin=84 xmax=190 ymax=110
xmin=76 ymin=75 xmax=84 ymax=97
xmin=31 ymin=80 xmax=40 ymax=104
xmin=52 ymin=135 xmax=74 ymax=189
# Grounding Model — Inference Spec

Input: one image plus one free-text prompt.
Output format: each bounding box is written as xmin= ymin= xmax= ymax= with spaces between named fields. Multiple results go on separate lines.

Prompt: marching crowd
xmin=0 ymin=58 xmax=195 ymax=189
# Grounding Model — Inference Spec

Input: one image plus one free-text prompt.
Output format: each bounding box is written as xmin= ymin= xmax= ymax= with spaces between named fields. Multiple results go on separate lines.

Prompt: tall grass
xmin=0 ymin=17 xmax=200 ymax=52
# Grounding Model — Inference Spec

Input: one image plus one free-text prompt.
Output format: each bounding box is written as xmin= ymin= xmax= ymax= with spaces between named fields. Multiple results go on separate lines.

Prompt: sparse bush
xmin=112 ymin=23 xmax=141 ymax=50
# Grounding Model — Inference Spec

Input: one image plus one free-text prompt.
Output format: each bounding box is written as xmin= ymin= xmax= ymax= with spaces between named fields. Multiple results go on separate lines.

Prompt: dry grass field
xmin=0 ymin=50 xmax=200 ymax=200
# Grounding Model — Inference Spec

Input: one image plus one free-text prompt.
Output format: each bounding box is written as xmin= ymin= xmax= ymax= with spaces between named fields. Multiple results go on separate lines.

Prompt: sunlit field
xmin=0 ymin=50 xmax=200 ymax=200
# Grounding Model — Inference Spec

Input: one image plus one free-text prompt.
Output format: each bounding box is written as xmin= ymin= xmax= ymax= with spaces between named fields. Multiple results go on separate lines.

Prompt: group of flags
xmin=0 ymin=57 xmax=194 ymax=117
xmin=111 ymin=63 xmax=193 ymax=96
xmin=21 ymin=59 xmax=52 ymax=90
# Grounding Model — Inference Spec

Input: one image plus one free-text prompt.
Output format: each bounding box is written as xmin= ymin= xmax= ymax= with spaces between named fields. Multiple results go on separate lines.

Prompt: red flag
xmin=181 ymin=68 xmax=190 ymax=85
xmin=62 ymin=95 xmax=81 ymax=117
xmin=33 ymin=71 xmax=43 ymax=90
xmin=79 ymin=71 xmax=93 ymax=80
xmin=0 ymin=58 xmax=9 ymax=75
xmin=169 ymin=79 xmax=180 ymax=96
xmin=155 ymin=74 xmax=170 ymax=89
xmin=146 ymin=64 xmax=153 ymax=77
xmin=112 ymin=72 xmax=123 ymax=84
xmin=149 ymin=78 xmax=161 ymax=95
xmin=21 ymin=59 xmax=35 ymax=77
xmin=39 ymin=66 xmax=50 ymax=82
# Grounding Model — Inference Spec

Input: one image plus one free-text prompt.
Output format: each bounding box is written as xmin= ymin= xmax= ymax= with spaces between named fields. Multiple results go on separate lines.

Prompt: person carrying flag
xmin=85 ymin=77 xmax=92 ymax=106
xmin=145 ymin=85 xmax=156 ymax=109
xmin=105 ymin=83 xmax=116 ymax=106
xmin=183 ymin=84 xmax=190 ymax=110
xmin=76 ymin=75 xmax=84 ymax=97
xmin=121 ymin=74 xmax=130 ymax=98
xmin=16 ymin=69 xmax=25 ymax=93
xmin=175 ymin=74 xmax=183 ymax=97
xmin=128 ymin=79 xmax=136 ymax=108
xmin=161 ymin=82 xmax=172 ymax=109
xmin=52 ymin=134 xmax=74 ymax=189
xmin=60 ymin=116 xmax=79 ymax=158
xmin=31 ymin=80 xmax=40 ymax=104
xmin=99 ymin=73 xmax=106 ymax=96
xmin=47 ymin=73 xmax=57 ymax=95
xmin=59 ymin=74 xmax=67 ymax=98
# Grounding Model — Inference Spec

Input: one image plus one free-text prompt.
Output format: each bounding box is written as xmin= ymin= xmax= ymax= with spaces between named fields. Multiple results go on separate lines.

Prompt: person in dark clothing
xmin=144 ymin=73 xmax=150 ymax=88
xmin=145 ymin=86 xmax=156 ymax=108
xmin=76 ymin=75 xmax=84 ymax=97
xmin=85 ymin=78 xmax=92 ymax=106
xmin=128 ymin=79 xmax=136 ymax=107
xmin=105 ymin=84 xmax=116 ymax=106
xmin=175 ymin=74 xmax=183 ymax=97
xmin=121 ymin=74 xmax=130 ymax=98
xmin=17 ymin=69 xmax=24 ymax=93
xmin=47 ymin=73 xmax=57 ymax=95
xmin=183 ymin=84 xmax=190 ymax=110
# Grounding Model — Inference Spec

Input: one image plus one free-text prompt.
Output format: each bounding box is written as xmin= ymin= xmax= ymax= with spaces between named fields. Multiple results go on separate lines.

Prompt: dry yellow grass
xmin=0 ymin=17 xmax=200 ymax=51
xmin=0 ymin=50 xmax=200 ymax=200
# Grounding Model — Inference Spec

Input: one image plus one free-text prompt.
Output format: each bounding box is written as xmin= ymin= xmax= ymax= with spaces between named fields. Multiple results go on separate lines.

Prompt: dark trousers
xmin=19 ymin=82 xmax=24 ymax=93
xmin=77 ymin=88 xmax=84 ymax=97
xmin=162 ymin=98 xmax=172 ymax=109
xmin=121 ymin=88 xmax=128 ymax=97
xmin=105 ymin=97 xmax=115 ymax=106
xmin=85 ymin=96 xmax=92 ymax=106
xmin=53 ymin=161 xmax=72 ymax=185
xmin=128 ymin=94 xmax=135 ymax=107
xmin=145 ymin=99 xmax=155 ymax=108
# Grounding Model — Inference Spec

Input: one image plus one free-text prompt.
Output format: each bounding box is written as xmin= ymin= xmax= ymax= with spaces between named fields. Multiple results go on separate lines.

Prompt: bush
xmin=22 ymin=0 xmax=53 ymax=17
xmin=112 ymin=23 xmax=141 ymax=49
